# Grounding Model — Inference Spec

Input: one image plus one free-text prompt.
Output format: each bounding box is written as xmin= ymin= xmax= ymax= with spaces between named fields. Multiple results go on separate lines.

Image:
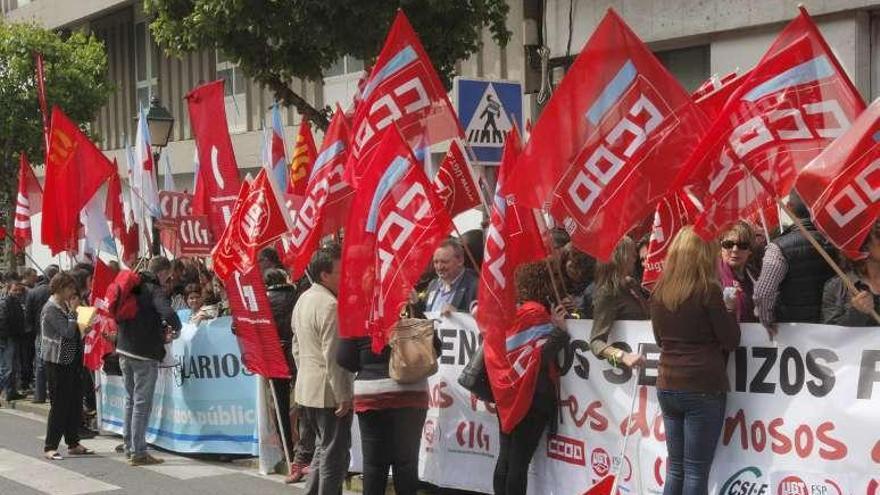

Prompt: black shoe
xmin=31 ymin=399 xmax=46 ymax=404
xmin=78 ymin=428 xmax=97 ymax=439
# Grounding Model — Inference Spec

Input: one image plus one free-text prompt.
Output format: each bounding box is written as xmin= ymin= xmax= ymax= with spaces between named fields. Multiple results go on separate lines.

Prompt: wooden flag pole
xmin=776 ymin=199 xmax=880 ymax=325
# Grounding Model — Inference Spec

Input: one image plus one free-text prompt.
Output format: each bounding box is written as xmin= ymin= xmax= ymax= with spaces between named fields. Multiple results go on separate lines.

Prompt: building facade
xmin=4 ymin=0 xmax=880 ymax=266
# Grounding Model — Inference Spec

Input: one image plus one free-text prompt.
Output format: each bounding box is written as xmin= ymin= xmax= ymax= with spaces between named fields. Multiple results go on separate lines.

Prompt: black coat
xmin=0 ymin=294 xmax=26 ymax=339
xmin=25 ymin=281 xmax=50 ymax=336
xmin=267 ymin=283 xmax=297 ymax=374
xmin=116 ymin=272 xmax=182 ymax=361
xmin=423 ymin=269 xmax=479 ymax=314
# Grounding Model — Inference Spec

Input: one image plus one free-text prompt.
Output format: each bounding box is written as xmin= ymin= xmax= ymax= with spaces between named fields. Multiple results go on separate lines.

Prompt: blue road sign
xmin=454 ymin=78 xmax=523 ymax=166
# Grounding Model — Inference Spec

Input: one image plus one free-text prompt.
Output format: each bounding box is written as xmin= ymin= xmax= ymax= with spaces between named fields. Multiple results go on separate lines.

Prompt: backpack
xmin=388 ymin=318 xmax=438 ymax=384
xmin=105 ymin=271 xmax=141 ymax=322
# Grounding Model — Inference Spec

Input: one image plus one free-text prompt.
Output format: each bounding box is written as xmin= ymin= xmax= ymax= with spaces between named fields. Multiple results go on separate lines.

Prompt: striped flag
xmin=13 ymin=153 xmax=43 ymax=251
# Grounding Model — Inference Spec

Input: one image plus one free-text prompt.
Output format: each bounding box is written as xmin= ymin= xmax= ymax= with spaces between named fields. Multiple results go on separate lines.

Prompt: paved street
xmin=0 ymin=408 xmax=325 ymax=495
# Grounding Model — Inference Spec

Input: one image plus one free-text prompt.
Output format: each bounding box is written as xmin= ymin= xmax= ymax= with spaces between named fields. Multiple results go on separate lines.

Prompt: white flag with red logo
xmin=212 ymin=168 xmax=290 ymax=280
xmin=13 ymin=153 xmax=43 ymax=251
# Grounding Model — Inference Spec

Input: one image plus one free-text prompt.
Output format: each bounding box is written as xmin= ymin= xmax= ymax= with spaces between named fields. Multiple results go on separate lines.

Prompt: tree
xmin=146 ymin=0 xmax=511 ymax=129
xmin=0 ymin=20 xmax=112 ymax=268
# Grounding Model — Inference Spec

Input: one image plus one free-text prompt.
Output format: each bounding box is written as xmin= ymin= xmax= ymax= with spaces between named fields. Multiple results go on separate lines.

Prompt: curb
xmin=0 ymin=398 xmax=51 ymax=417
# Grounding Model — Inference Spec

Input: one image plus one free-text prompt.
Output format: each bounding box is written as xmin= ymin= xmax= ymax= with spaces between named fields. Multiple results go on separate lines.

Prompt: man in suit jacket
xmin=292 ymin=244 xmax=353 ymax=495
xmin=424 ymin=238 xmax=479 ymax=316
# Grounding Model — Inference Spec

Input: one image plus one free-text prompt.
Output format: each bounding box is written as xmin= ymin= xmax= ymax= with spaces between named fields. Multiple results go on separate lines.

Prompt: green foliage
xmin=146 ymin=0 xmax=511 ymax=128
xmin=0 ymin=20 xmax=112 ymax=265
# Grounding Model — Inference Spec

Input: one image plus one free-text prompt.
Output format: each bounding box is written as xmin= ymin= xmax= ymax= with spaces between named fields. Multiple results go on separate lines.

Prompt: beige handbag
xmin=388 ymin=318 xmax=438 ymax=383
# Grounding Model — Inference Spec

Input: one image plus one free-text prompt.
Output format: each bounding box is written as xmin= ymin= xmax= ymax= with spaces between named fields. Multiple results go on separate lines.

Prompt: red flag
xmin=287 ymin=119 xmax=317 ymax=197
xmin=641 ymin=191 xmax=702 ymax=288
xmin=433 ymin=139 xmax=483 ymax=218
xmin=83 ymin=259 xmax=117 ymax=371
xmin=223 ymin=267 xmax=291 ymax=378
xmin=338 ymin=126 xmax=453 ymax=352
xmin=212 ymin=169 xmax=290 ymax=280
xmin=106 ymin=164 xmax=127 ymax=239
xmin=345 ymin=11 xmax=462 ymax=187
xmin=13 ymin=153 xmax=43 ymax=251
xmin=120 ymin=223 xmax=140 ymax=268
xmin=478 ymin=128 xmax=548 ymax=433
xmin=692 ymin=71 xmax=749 ymax=119
xmin=284 ymin=108 xmax=353 ymax=278
xmin=186 ymin=80 xmax=243 ymax=237
xmin=41 ymin=106 xmax=116 ymax=255
xmin=686 ymin=9 xmax=865 ymax=239
xmin=795 ymin=98 xmax=880 ymax=259
xmin=509 ymin=9 xmax=708 ymax=261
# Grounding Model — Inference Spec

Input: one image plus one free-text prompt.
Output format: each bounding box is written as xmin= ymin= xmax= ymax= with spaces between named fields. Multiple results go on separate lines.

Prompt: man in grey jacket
xmin=292 ymin=245 xmax=353 ymax=495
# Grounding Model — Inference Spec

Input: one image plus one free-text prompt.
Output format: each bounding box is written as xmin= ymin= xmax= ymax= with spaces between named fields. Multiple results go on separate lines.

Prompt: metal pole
xmin=268 ymin=379 xmax=293 ymax=473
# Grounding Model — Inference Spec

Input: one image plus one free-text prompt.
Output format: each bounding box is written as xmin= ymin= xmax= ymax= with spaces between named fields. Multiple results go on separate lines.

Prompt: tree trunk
xmin=1 ymin=148 xmax=17 ymax=272
xmin=263 ymin=75 xmax=331 ymax=131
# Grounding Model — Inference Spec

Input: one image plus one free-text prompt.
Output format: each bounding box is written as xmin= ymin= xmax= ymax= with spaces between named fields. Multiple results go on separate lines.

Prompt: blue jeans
xmin=657 ymin=389 xmax=726 ymax=495
xmin=120 ymin=356 xmax=159 ymax=457
xmin=0 ymin=337 xmax=17 ymax=397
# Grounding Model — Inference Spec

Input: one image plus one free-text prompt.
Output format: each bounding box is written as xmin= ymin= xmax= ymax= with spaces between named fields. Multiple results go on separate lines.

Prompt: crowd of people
xmin=1 ymin=192 xmax=878 ymax=495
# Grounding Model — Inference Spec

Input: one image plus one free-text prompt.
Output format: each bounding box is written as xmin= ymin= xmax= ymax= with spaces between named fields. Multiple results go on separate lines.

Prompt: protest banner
xmin=99 ymin=314 xmax=259 ymax=455
xmin=420 ymin=314 xmax=880 ymax=495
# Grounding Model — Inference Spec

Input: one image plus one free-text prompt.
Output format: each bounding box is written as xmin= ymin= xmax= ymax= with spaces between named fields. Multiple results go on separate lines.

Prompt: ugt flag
xmin=346 ymin=10 xmax=461 ymax=187
xmin=795 ymin=98 xmax=880 ymax=259
xmin=478 ymin=127 xmax=548 ymax=434
xmin=284 ymin=107 xmax=353 ymax=279
xmin=288 ymin=117 xmax=317 ymax=198
xmin=686 ymin=8 xmax=865 ymax=239
xmin=508 ymin=9 xmax=708 ymax=261
xmin=641 ymin=190 xmax=702 ymax=288
xmin=41 ymin=106 xmax=116 ymax=255
xmin=212 ymin=168 xmax=290 ymax=280
xmin=338 ymin=126 xmax=452 ymax=352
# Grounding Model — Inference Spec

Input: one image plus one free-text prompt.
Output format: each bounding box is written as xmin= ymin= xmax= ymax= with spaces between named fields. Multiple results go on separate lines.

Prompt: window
xmin=655 ymin=45 xmax=711 ymax=93
xmin=323 ymin=55 xmax=366 ymax=109
xmin=216 ymin=51 xmax=247 ymax=132
xmin=135 ymin=22 xmax=159 ymax=110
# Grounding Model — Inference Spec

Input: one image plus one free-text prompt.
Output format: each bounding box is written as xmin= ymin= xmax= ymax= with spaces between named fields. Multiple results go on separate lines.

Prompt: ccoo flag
xmin=684 ymin=8 xmax=866 ymax=239
xmin=795 ymin=98 xmax=880 ymax=259
xmin=338 ymin=126 xmax=452 ymax=352
xmin=345 ymin=10 xmax=461 ymax=187
xmin=508 ymin=9 xmax=709 ymax=261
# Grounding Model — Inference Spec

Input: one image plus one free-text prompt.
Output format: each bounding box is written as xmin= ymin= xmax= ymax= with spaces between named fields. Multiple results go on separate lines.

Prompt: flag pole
xmin=268 ymin=379 xmax=293 ymax=473
xmin=8 ymin=237 xmax=46 ymax=276
xmin=451 ymin=223 xmax=481 ymax=275
xmin=776 ymin=199 xmax=880 ymax=325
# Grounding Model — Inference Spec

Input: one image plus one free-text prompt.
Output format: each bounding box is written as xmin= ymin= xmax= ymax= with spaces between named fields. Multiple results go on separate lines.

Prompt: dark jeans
xmin=657 ymin=389 xmax=726 ymax=495
xmin=269 ymin=378 xmax=293 ymax=459
xmin=16 ymin=334 xmax=34 ymax=390
xmin=294 ymin=404 xmax=317 ymax=465
xmin=44 ymin=361 xmax=82 ymax=451
xmin=33 ymin=333 xmax=47 ymax=402
xmin=493 ymin=406 xmax=551 ymax=495
xmin=358 ymin=407 xmax=426 ymax=495
xmin=0 ymin=337 xmax=16 ymax=398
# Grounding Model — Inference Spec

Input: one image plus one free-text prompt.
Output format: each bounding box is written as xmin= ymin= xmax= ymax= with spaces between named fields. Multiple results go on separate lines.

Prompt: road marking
xmin=0 ymin=448 xmax=120 ymax=495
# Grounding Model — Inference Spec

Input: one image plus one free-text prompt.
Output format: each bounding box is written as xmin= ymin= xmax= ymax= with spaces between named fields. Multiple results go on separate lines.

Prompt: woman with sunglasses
xmin=822 ymin=222 xmax=880 ymax=326
xmin=719 ymin=221 xmax=759 ymax=322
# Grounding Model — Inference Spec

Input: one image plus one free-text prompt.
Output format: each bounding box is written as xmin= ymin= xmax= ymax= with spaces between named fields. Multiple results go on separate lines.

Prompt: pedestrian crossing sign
xmin=454 ymin=77 xmax=523 ymax=166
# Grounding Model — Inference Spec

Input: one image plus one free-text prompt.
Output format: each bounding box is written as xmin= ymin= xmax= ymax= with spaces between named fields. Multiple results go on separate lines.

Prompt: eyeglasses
xmin=721 ymin=240 xmax=751 ymax=250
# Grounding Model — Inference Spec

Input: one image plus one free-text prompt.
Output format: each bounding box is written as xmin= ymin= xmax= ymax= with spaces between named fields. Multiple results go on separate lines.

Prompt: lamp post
xmin=137 ymin=95 xmax=174 ymax=256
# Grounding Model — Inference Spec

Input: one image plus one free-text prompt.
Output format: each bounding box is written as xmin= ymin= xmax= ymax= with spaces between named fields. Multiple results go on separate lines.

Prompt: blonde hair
xmin=653 ymin=227 xmax=720 ymax=311
xmin=594 ymin=236 xmax=636 ymax=297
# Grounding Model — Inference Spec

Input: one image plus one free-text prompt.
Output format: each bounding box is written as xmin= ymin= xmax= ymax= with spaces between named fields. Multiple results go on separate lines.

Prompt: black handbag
xmin=457 ymin=345 xmax=494 ymax=403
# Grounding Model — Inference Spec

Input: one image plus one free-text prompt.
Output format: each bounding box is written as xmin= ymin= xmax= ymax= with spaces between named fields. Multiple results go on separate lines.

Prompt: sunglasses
xmin=721 ymin=240 xmax=751 ymax=250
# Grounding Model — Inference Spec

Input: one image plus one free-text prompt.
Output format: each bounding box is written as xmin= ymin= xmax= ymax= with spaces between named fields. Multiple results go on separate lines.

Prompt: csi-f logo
xmin=561 ymin=59 xmax=672 ymax=220
xmin=721 ymin=467 xmax=768 ymax=495
xmin=354 ymin=45 xmax=431 ymax=157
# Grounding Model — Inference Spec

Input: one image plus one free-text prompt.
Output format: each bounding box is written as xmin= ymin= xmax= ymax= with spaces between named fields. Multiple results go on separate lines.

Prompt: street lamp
xmin=136 ymin=95 xmax=175 ymax=255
